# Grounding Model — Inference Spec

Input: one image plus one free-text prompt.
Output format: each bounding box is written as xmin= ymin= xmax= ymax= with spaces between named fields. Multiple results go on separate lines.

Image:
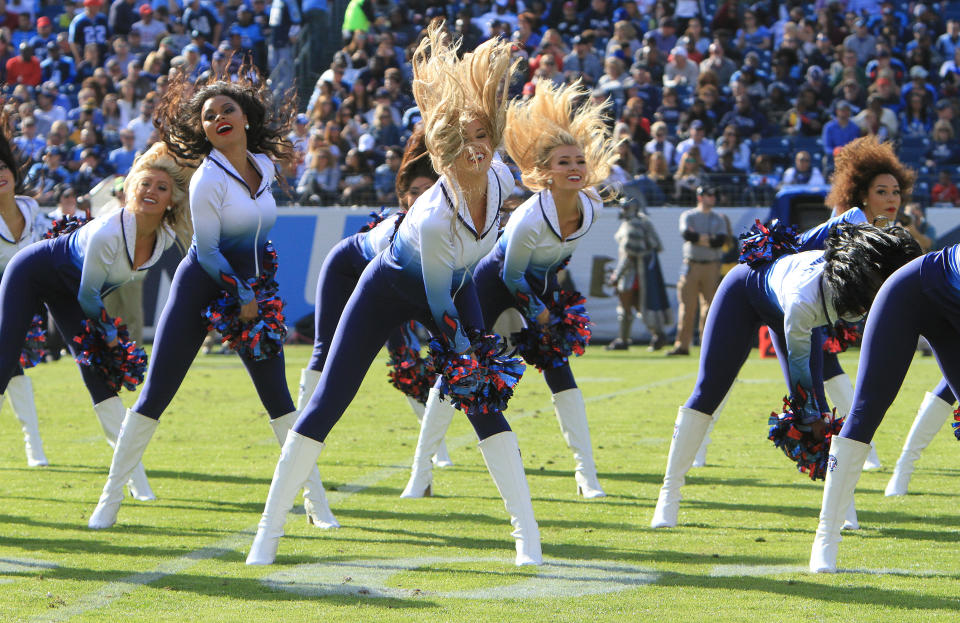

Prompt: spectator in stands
xmin=126 ymin=93 xmax=157 ymax=153
xmin=13 ymin=117 xmax=45 ymax=162
xmin=715 ymin=123 xmax=750 ymax=171
xmin=783 ymin=87 xmax=825 ymax=137
xmin=654 ymin=86 xmax=683 ymax=136
xmin=72 ymin=148 xmax=113 ymax=196
xmin=925 ymin=120 xmax=960 ymax=167
xmin=678 ymin=98 xmax=713 ymax=139
xmin=597 ymin=56 xmax=634 ymax=117
xmin=936 ymin=18 xmax=960 ymax=59
xmin=860 ymin=106 xmax=891 ymax=142
xmin=555 ymin=1 xmax=581 ymax=42
xmin=807 ymin=32 xmax=836 ymax=70
xmin=668 ymin=183 xmax=731 ymax=356
xmin=7 ymin=42 xmax=41 ymax=86
xmin=781 ymin=150 xmax=826 ymax=187
xmin=108 ymin=0 xmax=138 ymax=37
xmin=663 ymin=45 xmax=698 ymax=88
xmin=748 ymin=153 xmax=780 ymax=205
xmin=69 ymin=0 xmax=111 ymax=64
xmin=639 ymin=151 xmax=673 ymax=202
xmin=646 ymin=16 xmax=677 ymax=54
xmin=936 ymin=98 xmax=960 ymax=137
xmin=29 ymin=17 xmax=55 ymax=60
xmin=682 ymin=17 xmax=711 ymax=58
xmin=41 ymin=40 xmax=75 ymax=85
xmin=25 ymin=146 xmax=72 ymax=203
xmin=855 ymin=94 xmax=899 ymax=138
xmin=182 ymin=0 xmax=221 ymax=45
xmin=532 ymin=53 xmax=564 ymax=87
xmin=297 ymin=146 xmax=340 ymax=205
xmin=735 ymin=8 xmax=772 ymax=52
xmin=902 ymin=65 xmax=938 ymax=107
xmin=719 ymin=93 xmax=766 ymax=143
xmin=675 ymin=119 xmax=717 ymax=171
xmin=699 ymin=41 xmax=737 ymax=86
xmin=673 ymin=148 xmax=704 ymax=206
xmin=899 ymin=90 xmax=935 ymax=139
xmin=941 ymin=47 xmax=960 ymax=85
xmin=605 ymin=20 xmax=639 ymax=60
xmin=132 ymin=4 xmax=167 ymax=50
xmin=373 ymin=147 xmax=400 ymax=205
xmin=370 ymin=104 xmax=401 ymax=152
xmin=712 ymin=146 xmax=750 ymax=206
xmin=931 ymin=169 xmax=960 ymax=206
xmin=830 ymin=47 xmax=868 ymax=91
xmin=837 ymin=78 xmax=865 ymax=111
xmin=108 ymin=128 xmax=137 ymax=175
xmin=865 ymin=46 xmax=906 ymax=85
xmin=644 ymin=120 xmax=675 ymax=167
xmin=338 ymin=147 xmax=373 ymax=205
xmin=844 ymin=17 xmax=876 ymax=65
xmin=822 ymin=100 xmax=862 ymax=159
xmin=33 ymin=87 xmax=66 ymax=136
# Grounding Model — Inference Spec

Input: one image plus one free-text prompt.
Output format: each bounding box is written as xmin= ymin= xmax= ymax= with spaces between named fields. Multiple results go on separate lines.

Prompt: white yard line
xmin=31 ymin=374 xmax=696 ymax=622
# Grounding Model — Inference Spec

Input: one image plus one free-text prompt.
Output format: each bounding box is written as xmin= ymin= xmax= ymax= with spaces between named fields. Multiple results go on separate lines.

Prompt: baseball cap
xmin=835 ymin=99 xmax=852 ymax=111
xmin=358 ymin=134 xmax=376 ymax=152
xmin=937 ymin=99 xmax=953 ymax=110
xmin=910 ymin=65 xmax=929 ymax=79
xmin=36 ymin=16 xmax=51 ymax=26
xmin=212 ymin=50 xmax=225 ymax=60
xmin=522 ymin=82 xmax=535 ymax=95
xmin=696 ymin=184 xmax=716 ymax=195
xmin=690 ymin=119 xmax=705 ymax=130
xmin=83 ymin=0 xmax=102 ymax=7
xmin=139 ymin=4 xmax=152 ymax=14
xmin=295 ymin=113 xmax=309 ymax=124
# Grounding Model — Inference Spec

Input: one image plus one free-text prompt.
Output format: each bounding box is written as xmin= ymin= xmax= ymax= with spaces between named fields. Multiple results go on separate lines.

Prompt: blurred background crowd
xmin=2 ymin=0 xmax=960 ymax=211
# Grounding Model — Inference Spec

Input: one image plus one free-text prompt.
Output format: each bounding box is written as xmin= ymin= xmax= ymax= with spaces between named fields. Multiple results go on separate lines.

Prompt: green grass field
xmin=1 ymin=344 xmax=959 ymax=622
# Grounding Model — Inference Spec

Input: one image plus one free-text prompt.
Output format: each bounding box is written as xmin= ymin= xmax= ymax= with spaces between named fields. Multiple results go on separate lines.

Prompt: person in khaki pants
xmin=668 ymin=185 xmax=730 ymax=356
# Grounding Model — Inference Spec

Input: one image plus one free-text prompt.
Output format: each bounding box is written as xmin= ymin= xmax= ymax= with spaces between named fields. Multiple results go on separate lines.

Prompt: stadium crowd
xmin=2 ymin=0 xmax=960 ymax=209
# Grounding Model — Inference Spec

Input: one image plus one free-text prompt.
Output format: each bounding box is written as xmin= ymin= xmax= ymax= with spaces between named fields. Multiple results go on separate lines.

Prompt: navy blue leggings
xmin=842 ymin=255 xmax=960 ymax=442
xmin=933 ymin=377 xmax=956 ymax=404
xmin=822 ymin=351 xmax=844 ymax=381
xmin=293 ymin=253 xmax=511 ymax=442
xmin=473 ymin=252 xmax=576 ymax=393
xmin=685 ymin=263 xmax=828 ymax=415
xmin=132 ymin=249 xmax=295 ymax=420
xmin=0 ymin=237 xmax=114 ymax=403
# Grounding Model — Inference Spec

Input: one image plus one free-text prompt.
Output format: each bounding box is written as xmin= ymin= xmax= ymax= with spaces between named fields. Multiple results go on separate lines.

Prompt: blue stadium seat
xmin=791 ymin=136 xmax=823 ymax=152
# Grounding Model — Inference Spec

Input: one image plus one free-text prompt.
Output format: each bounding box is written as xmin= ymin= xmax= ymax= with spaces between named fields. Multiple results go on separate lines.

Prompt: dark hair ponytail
xmin=823 ymin=223 xmax=922 ymax=317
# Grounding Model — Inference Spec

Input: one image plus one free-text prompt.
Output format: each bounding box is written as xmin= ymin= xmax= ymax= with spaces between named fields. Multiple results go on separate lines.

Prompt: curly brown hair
xmin=154 ymin=59 xmax=296 ymax=166
xmin=394 ymin=126 xmax=437 ymax=202
xmin=825 ymin=136 xmax=915 ymax=213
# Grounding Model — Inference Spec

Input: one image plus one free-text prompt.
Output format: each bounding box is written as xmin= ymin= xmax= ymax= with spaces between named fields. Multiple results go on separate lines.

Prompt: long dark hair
xmin=0 ymin=108 xmax=27 ymax=194
xmin=394 ymin=126 xmax=437 ymax=202
xmin=154 ymin=60 xmax=296 ymax=165
xmin=823 ymin=223 xmax=922 ymax=317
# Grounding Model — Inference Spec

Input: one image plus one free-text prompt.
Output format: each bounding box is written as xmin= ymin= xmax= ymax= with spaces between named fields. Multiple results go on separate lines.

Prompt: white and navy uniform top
xmin=68 ymin=208 xmax=175 ymax=342
xmin=389 ymin=160 xmax=514 ymax=352
xmin=358 ymin=212 xmax=403 ymax=261
xmin=496 ymin=188 xmax=600 ymax=320
xmin=0 ymin=197 xmax=47 ymax=273
xmin=796 ymin=207 xmax=866 ymax=252
xmin=189 ymin=148 xmax=277 ymax=306
xmin=765 ymin=250 xmax=863 ymax=413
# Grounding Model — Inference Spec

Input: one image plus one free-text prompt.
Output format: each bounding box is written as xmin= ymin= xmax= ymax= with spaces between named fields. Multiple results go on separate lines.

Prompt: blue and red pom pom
xmin=739 ymin=219 xmax=799 ymax=267
xmin=513 ymin=290 xmax=592 ymax=371
xmin=19 ymin=314 xmax=47 ymax=369
xmin=823 ymin=322 xmax=861 ymax=353
xmin=72 ymin=312 xmax=147 ymax=392
xmin=202 ymin=242 xmax=287 ymax=361
xmin=387 ymin=342 xmax=437 ymax=404
xmin=44 ymin=215 xmax=87 ymax=239
xmin=427 ymin=331 xmax=525 ymax=417
xmin=768 ymin=392 xmax=844 ymax=480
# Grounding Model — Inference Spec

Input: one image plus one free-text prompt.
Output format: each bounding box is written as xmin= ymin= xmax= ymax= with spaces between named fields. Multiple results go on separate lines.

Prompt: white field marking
xmin=28 ymin=374 xmax=695 ymax=622
xmin=709 ymin=564 xmax=948 ymax=578
xmin=261 ymin=556 xmax=660 ymax=600
xmin=0 ymin=558 xmax=57 ymax=584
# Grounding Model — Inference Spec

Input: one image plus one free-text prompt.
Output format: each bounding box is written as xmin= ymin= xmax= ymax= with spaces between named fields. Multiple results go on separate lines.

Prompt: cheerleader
xmin=246 ymin=22 xmax=542 ymax=566
xmin=0 ymin=130 xmax=50 ymax=467
xmin=694 ymin=136 xmax=912 ymax=470
xmin=400 ymin=81 xmax=616 ymax=500
xmin=0 ymin=141 xmax=192 ymax=499
xmin=299 ymin=128 xmax=450 ymax=466
xmin=651 ymin=223 xmax=921 ymax=529
xmin=88 ymin=71 xmax=336 ymax=530
xmin=808 ymin=239 xmax=960 ymax=571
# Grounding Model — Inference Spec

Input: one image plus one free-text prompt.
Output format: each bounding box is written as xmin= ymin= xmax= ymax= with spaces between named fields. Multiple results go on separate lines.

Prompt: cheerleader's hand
xmin=536 ymin=308 xmax=550 ymax=326
xmin=809 ymin=418 xmax=827 ymax=441
xmin=239 ymin=300 xmax=259 ymax=322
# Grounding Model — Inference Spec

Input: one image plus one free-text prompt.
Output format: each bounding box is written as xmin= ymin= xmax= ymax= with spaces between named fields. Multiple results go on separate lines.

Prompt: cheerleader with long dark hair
xmin=808 ymin=241 xmax=960 ymax=571
xmin=400 ymin=80 xmax=617 ymax=500
xmin=0 ymin=141 xmax=193 ymax=500
xmin=651 ymin=223 xmax=921 ymax=529
xmin=246 ymin=22 xmax=542 ymax=566
xmin=88 ymin=68 xmax=337 ymax=530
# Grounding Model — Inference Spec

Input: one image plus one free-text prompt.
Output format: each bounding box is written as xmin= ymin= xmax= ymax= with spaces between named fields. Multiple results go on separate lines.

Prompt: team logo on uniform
xmin=827 ymin=454 xmax=838 ymax=472
xmin=673 ymin=424 xmax=680 ymax=439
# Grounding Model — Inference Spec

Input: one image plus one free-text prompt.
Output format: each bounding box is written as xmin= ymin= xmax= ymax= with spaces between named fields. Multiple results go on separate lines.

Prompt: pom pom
xmin=386 ymin=342 xmax=437 ymax=404
xmin=427 ymin=331 xmax=526 ymax=417
xmin=768 ymin=394 xmax=844 ymax=480
xmin=72 ymin=313 xmax=147 ymax=392
xmin=513 ymin=289 xmax=592 ymax=371
xmin=44 ymin=215 xmax=87 ymax=239
xmin=357 ymin=208 xmax=388 ymax=233
xmin=738 ymin=219 xmax=799 ymax=267
xmin=952 ymin=408 xmax=960 ymax=441
xmin=823 ymin=321 xmax=861 ymax=353
xmin=19 ymin=314 xmax=47 ymax=369
xmin=202 ymin=242 xmax=287 ymax=361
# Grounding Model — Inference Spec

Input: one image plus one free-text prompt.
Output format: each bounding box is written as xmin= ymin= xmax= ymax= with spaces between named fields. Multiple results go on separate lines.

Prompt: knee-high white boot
xmin=297 ymin=368 xmax=322 ymax=412
xmin=652 ymin=406 xmax=713 ymax=528
xmin=93 ymin=397 xmax=155 ymax=501
xmin=6 ymin=376 xmax=48 ymax=467
xmin=400 ymin=388 xmax=454 ymax=498
xmin=407 ymin=395 xmax=452 ymax=468
xmin=810 ymin=436 xmax=870 ymax=573
xmin=551 ymin=388 xmax=605 ymax=498
xmin=246 ymin=431 xmax=325 ymax=565
xmin=268 ymin=412 xmax=338 ymax=529
xmin=693 ymin=389 xmax=731 ymax=468
xmin=824 ymin=373 xmax=882 ymax=470
xmin=88 ymin=410 xmax=159 ymax=529
xmin=478 ymin=431 xmax=542 ymax=566
xmin=885 ymin=392 xmax=952 ymax=496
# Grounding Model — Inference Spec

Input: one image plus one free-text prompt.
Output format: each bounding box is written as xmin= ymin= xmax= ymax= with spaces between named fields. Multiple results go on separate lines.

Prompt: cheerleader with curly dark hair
xmin=88 ymin=68 xmax=337 ymax=531
xmin=651 ymin=224 xmax=921 ymax=530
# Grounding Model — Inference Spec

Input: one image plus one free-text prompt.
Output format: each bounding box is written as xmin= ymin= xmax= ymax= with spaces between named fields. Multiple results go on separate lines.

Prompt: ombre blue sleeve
xmin=419 ymin=215 xmax=470 ymax=353
xmin=190 ymin=168 xmax=255 ymax=304
xmin=78 ymin=229 xmax=120 ymax=342
xmin=501 ymin=215 xmax=546 ymax=320
xmin=796 ymin=208 xmax=866 ymax=252
xmin=783 ymin=300 xmax=823 ymax=422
